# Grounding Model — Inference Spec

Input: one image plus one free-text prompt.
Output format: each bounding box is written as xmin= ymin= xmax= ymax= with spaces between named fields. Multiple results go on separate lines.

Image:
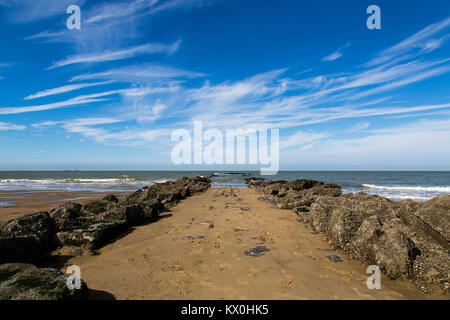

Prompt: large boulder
xmin=56 ymin=221 xmax=128 ymax=249
xmin=101 ymin=203 xmax=148 ymax=226
xmin=0 ymin=212 xmax=55 ymax=263
xmin=308 ymin=193 xmax=449 ymax=293
xmin=103 ymin=194 xmax=119 ymax=203
xmin=412 ymin=194 xmax=450 ymax=241
xmin=0 ymin=263 xmax=87 ymax=300
xmin=81 ymin=200 xmax=109 ymax=216
xmin=50 ymin=202 xmax=82 ymax=231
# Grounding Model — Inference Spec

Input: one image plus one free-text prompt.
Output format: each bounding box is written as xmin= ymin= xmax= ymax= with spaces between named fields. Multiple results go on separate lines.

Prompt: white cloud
xmin=0 ymin=90 xmax=120 ymax=115
xmin=347 ymin=122 xmax=370 ymax=132
xmin=323 ymin=42 xmax=351 ymax=62
xmin=70 ymin=64 xmax=205 ymax=83
xmin=280 ymin=131 xmax=331 ymax=149
xmin=282 ymin=119 xmax=450 ymax=169
xmin=31 ymin=121 xmax=59 ymax=129
xmin=0 ymin=0 xmax=86 ymax=22
xmin=59 ymin=117 xmax=169 ymax=146
xmin=0 ymin=121 xmax=26 ymax=131
xmin=24 ymin=81 xmax=113 ymax=100
xmin=368 ymin=16 xmax=450 ymax=66
xmin=48 ymin=41 xmax=181 ymax=69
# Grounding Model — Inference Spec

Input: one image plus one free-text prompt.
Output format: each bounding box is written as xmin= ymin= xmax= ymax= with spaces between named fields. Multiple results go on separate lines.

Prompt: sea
xmin=0 ymin=171 xmax=449 ymax=203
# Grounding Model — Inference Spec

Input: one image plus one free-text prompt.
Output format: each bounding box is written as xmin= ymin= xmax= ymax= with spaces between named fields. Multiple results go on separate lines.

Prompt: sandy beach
xmin=54 ymin=187 xmax=431 ymax=300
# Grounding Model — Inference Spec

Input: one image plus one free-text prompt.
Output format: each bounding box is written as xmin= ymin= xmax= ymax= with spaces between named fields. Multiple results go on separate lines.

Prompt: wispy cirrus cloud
xmin=0 ymin=0 xmax=85 ymax=23
xmin=24 ymin=0 xmax=216 ymax=51
xmin=56 ymin=117 xmax=170 ymax=146
xmin=0 ymin=90 xmax=121 ymax=115
xmin=5 ymin=13 xmax=450 ymax=155
xmin=48 ymin=40 xmax=181 ymax=70
xmin=280 ymin=131 xmax=331 ymax=150
xmin=368 ymin=16 xmax=450 ymax=66
xmin=24 ymin=81 xmax=114 ymax=100
xmin=70 ymin=64 xmax=205 ymax=83
xmin=323 ymin=42 xmax=351 ymax=62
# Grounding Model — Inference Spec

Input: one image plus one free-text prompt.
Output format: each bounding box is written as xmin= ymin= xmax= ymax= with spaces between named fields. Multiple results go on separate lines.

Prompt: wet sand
xmin=64 ymin=188 xmax=433 ymax=300
xmin=0 ymin=190 xmax=131 ymax=222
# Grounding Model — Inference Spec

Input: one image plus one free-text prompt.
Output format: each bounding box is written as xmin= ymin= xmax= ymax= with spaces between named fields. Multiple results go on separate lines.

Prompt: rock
xmin=0 ymin=176 xmax=211 ymax=264
xmin=0 ymin=263 xmax=87 ymax=300
xmin=50 ymin=202 xmax=82 ymax=231
xmin=125 ymin=176 xmax=210 ymax=206
xmin=101 ymin=203 xmax=146 ymax=226
xmin=181 ymin=235 xmax=205 ymax=240
xmin=244 ymin=246 xmax=270 ymax=257
xmin=103 ymin=194 xmax=119 ymax=203
xmin=413 ymin=194 xmax=450 ymax=241
xmin=81 ymin=200 xmax=108 ymax=216
xmin=247 ymin=179 xmax=341 ymax=211
xmin=309 ymin=193 xmax=450 ymax=293
xmin=326 ymin=255 xmax=343 ymax=263
xmin=0 ymin=212 xmax=55 ymax=263
xmin=69 ymin=248 xmax=83 ymax=257
xmin=56 ymin=221 xmax=128 ymax=249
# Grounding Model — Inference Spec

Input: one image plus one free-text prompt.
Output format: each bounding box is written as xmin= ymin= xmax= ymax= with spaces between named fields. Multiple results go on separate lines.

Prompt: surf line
xmin=181 ymin=304 xmax=216 ymax=318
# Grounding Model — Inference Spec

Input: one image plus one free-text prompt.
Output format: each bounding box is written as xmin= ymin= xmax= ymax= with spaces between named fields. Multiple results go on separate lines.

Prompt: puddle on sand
xmin=0 ymin=201 xmax=13 ymax=206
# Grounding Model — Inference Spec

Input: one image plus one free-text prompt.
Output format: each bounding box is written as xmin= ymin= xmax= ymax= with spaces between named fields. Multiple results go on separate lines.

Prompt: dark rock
xmin=56 ymin=221 xmax=128 ymax=249
xmin=69 ymin=248 xmax=83 ymax=257
xmin=0 ymin=263 xmax=87 ymax=300
xmin=81 ymin=200 xmax=108 ymax=216
xmin=125 ymin=176 xmax=210 ymax=207
xmin=103 ymin=194 xmax=119 ymax=203
xmin=0 ymin=212 xmax=55 ymax=263
xmin=326 ymin=255 xmax=343 ymax=263
xmin=244 ymin=246 xmax=270 ymax=257
xmin=101 ymin=203 xmax=147 ymax=226
xmin=247 ymin=178 xmax=341 ymax=211
xmin=317 ymin=248 xmax=335 ymax=252
xmin=50 ymin=202 xmax=82 ymax=231
xmin=181 ymin=235 xmax=205 ymax=240
xmin=0 ymin=176 xmax=211 ymax=264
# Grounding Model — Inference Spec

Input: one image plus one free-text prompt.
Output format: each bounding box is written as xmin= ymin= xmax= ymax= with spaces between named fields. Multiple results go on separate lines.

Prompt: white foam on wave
xmin=0 ymin=178 xmax=146 ymax=184
xmin=362 ymin=184 xmax=450 ymax=193
xmin=0 ymin=177 xmax=156 ymax=191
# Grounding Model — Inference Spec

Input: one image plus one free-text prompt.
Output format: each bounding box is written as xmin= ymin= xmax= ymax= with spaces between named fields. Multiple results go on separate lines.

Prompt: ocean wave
xmin=362 ymin=184 xmax=450 ymax=193
xmin=0 ymin=178 xmax=149 ymax=185
xmin=0 ymin=177 xmax=158 ymax=191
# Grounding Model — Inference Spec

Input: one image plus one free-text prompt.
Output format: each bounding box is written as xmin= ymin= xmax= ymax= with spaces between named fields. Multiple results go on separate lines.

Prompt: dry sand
xmin=60 ymin=188 xmax=432 ymax=300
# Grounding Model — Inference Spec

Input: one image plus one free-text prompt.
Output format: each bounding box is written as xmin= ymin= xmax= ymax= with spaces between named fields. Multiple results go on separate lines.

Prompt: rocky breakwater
xmin=246 ymin=178 xmax=449 ymax=295
xmin=0 ymin=176 xmax=210 ymax=300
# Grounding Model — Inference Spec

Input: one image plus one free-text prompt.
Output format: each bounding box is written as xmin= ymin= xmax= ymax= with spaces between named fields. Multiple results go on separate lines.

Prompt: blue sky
xmin=0 ymin=0 xmax=449 ymax=170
